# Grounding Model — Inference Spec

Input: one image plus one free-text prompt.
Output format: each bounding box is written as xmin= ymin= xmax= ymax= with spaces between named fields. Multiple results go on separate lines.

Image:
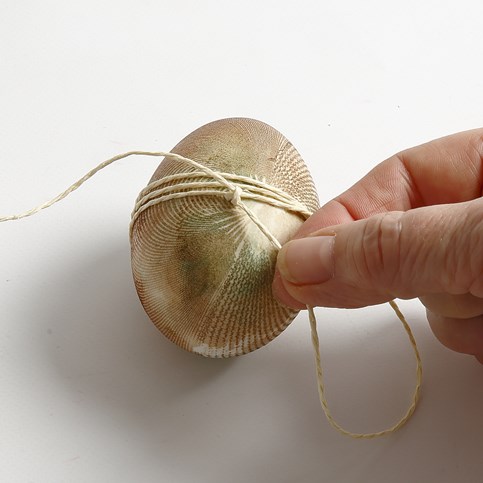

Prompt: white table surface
xmin=1 ymin=1 xmax=482 ymax=482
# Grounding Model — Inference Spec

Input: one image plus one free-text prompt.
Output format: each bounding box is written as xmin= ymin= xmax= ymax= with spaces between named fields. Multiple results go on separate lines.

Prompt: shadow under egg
xmin=33 ymin=237 xmax=236 ymax=422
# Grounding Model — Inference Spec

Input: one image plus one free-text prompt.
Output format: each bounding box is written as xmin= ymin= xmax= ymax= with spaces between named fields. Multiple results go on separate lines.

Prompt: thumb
xmin=274 ymin=198 xmax=483 ymax=309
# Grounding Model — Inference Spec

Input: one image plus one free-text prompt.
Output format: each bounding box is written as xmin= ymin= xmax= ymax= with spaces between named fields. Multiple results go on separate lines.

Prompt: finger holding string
xmin=273 ymin=128 xmax=483 ymax=363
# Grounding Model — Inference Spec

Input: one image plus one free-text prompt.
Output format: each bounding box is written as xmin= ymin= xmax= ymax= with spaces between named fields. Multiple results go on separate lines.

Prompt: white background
xmin=1 ymin=1 xmax=482 ymax=482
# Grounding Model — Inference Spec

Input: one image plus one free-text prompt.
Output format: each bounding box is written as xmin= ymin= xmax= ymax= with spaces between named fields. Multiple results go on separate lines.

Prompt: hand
xmin=273 ymin=129 xmax=483 ymax=364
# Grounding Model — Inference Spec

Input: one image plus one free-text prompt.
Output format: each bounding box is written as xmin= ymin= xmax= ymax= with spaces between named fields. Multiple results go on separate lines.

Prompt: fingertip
xmin=277 ymin=236 xmax=335 ymax=285
xmin=427 ymin=309 xmax=483 ymax=357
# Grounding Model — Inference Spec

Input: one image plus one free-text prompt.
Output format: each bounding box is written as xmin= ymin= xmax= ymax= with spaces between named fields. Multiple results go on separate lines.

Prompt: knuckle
xmin=469 ymin=131 xmax=483 ymax=163
xmin=442 ymin=199 xmax=483 ymax=295
xmin=467 ymin=200 xmax=483 ymax=297
xmin=355 ymin=211 xmax=404 ymax=294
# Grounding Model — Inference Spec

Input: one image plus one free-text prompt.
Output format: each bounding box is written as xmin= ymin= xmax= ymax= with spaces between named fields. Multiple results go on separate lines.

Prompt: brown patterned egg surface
xmin=130 ymin=118 xmax=319 ymax=357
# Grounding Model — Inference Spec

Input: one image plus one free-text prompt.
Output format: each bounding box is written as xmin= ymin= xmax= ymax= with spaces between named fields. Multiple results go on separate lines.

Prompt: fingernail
xmin=277 ymin=236 xmax=335 ymax=285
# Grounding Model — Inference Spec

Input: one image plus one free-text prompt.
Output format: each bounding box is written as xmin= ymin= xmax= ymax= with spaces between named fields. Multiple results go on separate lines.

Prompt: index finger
xmin=297 ymin=128 xmax=483 ymax=238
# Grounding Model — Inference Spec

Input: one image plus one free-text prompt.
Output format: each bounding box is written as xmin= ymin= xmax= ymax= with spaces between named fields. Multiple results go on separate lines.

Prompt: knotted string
xmin=0 ymin=150 xmax=423 ymax=437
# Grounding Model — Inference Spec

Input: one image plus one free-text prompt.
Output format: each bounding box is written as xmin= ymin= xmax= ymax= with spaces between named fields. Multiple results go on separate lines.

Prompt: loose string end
xmin=0 ymin=151 xmax=179 ymax=224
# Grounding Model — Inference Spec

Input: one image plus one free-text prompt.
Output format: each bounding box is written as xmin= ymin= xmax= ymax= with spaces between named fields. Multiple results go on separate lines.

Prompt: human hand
xmin=273 ymin=129 xmax=483 ymax=363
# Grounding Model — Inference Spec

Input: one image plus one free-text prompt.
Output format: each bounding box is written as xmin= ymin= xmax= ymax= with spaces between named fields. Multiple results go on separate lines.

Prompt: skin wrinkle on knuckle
xmin=452 ymin=210 xmax=471 ymax=293
xmin=356 ymin=212 xmax=402 ymax=296
xmin=394 ymin=151 xmax=424 ymax=207
xmin=468 ymin=201 xmax=483 ymax=297
xmin=463 ymin=143 xmax=482 ymax=192
xmin=439 ymin=209 xmax=465 ymax=294
xmin=407 ymin=206 xmax=452 ymax=296
xmin=384 ymin=211 xmax=407 ymax=297
xmin=444 ymin=202 xmax=481 ymax=296
xmin=468 ymin=132 xmax=483 ymax=195
xmin=437 ymin=209 xmax=459 ymax=294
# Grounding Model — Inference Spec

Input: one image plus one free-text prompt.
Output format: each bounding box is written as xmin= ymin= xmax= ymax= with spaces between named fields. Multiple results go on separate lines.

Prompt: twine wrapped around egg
xmin=130 ymin=118 xmax=319 ymax=357
xmin=0 ymin=117 xmax=422 ymax=438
